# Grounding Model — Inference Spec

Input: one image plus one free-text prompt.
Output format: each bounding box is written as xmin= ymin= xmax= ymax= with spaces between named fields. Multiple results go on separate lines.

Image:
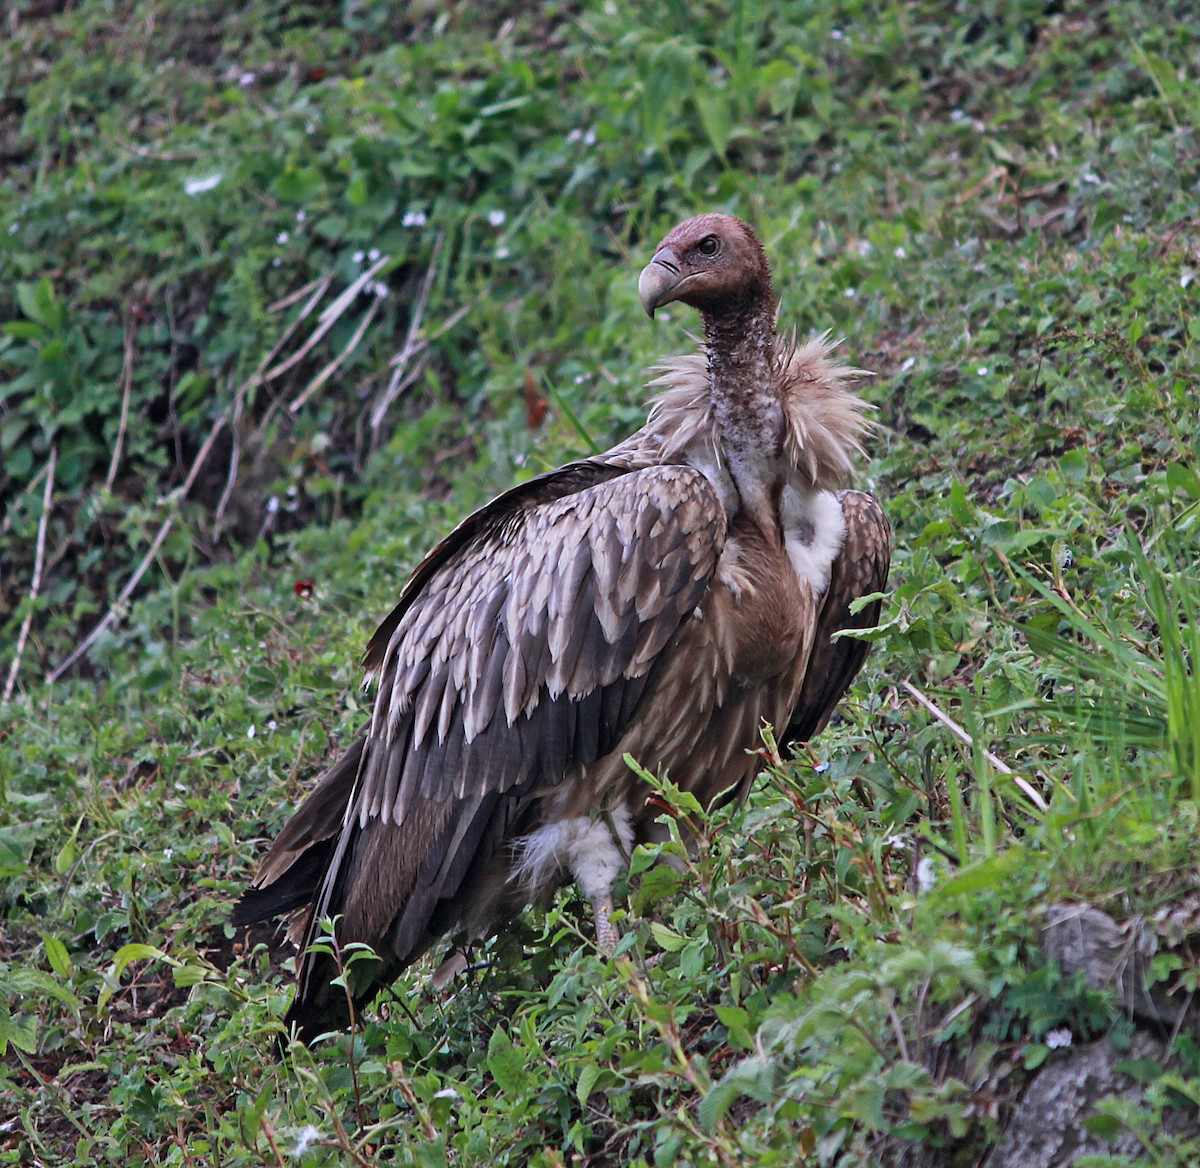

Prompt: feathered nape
xmin=640 ymin=331 xmax=874 ymax=491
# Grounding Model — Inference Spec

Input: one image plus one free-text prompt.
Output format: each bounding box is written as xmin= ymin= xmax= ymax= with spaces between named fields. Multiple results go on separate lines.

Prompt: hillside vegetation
xmin=2 ymin=1 xmax=1199 ymax=1164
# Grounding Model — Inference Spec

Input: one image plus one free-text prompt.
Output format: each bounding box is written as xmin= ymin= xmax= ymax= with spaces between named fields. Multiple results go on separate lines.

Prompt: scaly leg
xmin=592 ymin=894 xmax=619 ymax=953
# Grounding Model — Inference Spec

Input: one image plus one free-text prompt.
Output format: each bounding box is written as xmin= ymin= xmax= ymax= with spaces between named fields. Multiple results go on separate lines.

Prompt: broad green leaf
xmin=650 ymin=923 xmax=687 ymax=953
xmin=487 ymin=1025 xmax=531 ymax=1095
xmin=577 ymin=1062 xmax=601 ymax=1106
xmin=41 ymin=935 xmax=72 ymax=979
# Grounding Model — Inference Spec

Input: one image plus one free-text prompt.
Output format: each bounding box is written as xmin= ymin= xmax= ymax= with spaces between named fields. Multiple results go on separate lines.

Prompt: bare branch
xmin=263 ymin=255 xmax=390 ymax=384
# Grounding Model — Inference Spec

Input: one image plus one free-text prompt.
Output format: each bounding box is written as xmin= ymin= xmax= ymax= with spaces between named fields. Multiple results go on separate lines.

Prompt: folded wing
xmin=237 ymin=460 xmax=726 ymax=1036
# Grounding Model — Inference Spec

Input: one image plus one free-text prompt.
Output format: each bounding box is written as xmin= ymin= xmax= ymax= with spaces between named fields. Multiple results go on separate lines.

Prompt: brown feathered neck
xmin=651 ymin=214 xmax=779 ymax=420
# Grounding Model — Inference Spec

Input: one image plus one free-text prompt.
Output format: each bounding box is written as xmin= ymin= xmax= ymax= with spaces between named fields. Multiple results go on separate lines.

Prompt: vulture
xmin=235 ymin=213 xmax=891 ymax=1041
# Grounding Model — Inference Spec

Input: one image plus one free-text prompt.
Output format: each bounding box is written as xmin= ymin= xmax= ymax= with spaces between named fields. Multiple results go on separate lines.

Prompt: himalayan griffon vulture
xmin=235 ymin=213 xmax=891 ymax=1041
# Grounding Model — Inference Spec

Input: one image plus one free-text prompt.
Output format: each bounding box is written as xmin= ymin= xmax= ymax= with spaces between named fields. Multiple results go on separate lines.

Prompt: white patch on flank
xmin=512 ymin=805 xmax=633 ymax=902
xmin=780 ymin=487 xmax=846 ymax=595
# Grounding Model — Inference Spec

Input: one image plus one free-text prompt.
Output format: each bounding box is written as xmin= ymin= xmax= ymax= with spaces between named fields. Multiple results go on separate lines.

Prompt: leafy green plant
xmin=5 ymin=0 xmax=1200 ymax=1163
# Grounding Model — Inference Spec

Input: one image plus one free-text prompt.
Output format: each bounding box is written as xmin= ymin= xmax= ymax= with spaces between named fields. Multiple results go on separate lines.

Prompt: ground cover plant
xmin=2 ymin=0 xmax=1199 ymax=1163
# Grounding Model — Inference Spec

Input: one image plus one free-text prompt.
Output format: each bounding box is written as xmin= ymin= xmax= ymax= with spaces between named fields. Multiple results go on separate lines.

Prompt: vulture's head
xmin=638 ymin=213 xmax=772 ymax=321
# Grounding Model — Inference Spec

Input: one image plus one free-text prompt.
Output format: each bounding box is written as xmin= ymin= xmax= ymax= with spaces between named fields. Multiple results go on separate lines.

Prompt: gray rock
xmin=1042 ymin=903 xmax=1196 ymax=1034
xmin=985 ymin=1030 xmax=1195 ymax=1167
xmin=985 ymin=904 xmax=1200 ymax=1167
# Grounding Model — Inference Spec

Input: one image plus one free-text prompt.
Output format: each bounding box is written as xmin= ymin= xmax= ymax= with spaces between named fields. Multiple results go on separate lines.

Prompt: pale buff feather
xmin=634 ymin=331 xmax=874 ymax=492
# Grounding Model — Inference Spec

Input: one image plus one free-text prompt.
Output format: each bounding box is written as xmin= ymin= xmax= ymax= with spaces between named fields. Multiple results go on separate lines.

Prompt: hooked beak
xmin=637 ymin=246 xmax=683 ymax=318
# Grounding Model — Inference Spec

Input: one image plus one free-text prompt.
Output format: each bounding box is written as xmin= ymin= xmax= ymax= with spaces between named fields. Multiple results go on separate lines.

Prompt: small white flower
xmin=1181 ymin=269 xmax=1194 ymax=289
xmin=267 ymin=720 xmax=278 ymax=732
xmin=293 ymin=1125 xmax=323 ymax=1155
xmin=277 ymin=231 xmax=289 ymax=244
xmin=266 ymin=495 xmax=280 ymax=513
xmin=352 ymin=250 xmax=365 ymax=263
xmin=583 ymin=128 xmax=597 ymax=146
xmin=831 ymin=28 xmax=845 ymax=40
xmin=433 ymin=1087 xmax=461 ymax=1101
xmin=574 ymin=373 xmax=588 ymax=384
xmin=950 ymin=109 xmax=966 ymax=122
xmin=367 ymin=247 xmax=381 ymax=262
xmin=916 ymin=856 xmax=939 ymax=894
xmin=402 ymin=210 xmax=427 ymax=228
xmin=163 ymin=849 xmax=174 ymax=860
xmin=1082 ymin=172 xmax=1101 ymax=185
xmin=843 ymin=288 xmax=857 ymax=298
xmin=184 ymin=173 xmax=223 ymax=196
xmin=496 ymin=245 xmax=510 ymax=259
xmin=295 ymin=210 xmax=306 ymax=223
xmin=238 ymin=71 xmax=256 ymax=87
xmin=1045 ymin=1027 xmax=1072 ymax=1049
xmin=567 ymin=128 xmax=583 ymax=143
xmin=7 ymin=223 xmax=17 ymax=235
xmin=487 ymin=209 xmax=507 ymax=228
xmin=247 ymin=725 xmax=256 ymax=739
xmin=977 ymin=366 xmax=989 ymax=375
xmin=900 ymin=356 xmax=915 ymax=372
xmin=370 ymin=281 xmax=390 ymax=299
xmin=272 ymin=257 xmax=282 ymax=267
xmin=894 ymin=246 xmax=906 ymax=258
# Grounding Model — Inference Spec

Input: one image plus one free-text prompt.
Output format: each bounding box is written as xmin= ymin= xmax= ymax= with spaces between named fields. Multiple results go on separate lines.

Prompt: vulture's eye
xmin=697 ymin=236 xmax=720 ymax=256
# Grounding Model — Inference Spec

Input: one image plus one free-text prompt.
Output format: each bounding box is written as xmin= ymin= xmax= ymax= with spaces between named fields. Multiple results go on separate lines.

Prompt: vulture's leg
xmin=591 ymin=894 xmax=619 ymax=953
xmin=567 ymin=805 xmax=633 ymax=956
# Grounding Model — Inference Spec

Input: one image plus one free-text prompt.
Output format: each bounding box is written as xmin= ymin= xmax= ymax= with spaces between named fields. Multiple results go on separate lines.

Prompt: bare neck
xmin=701 ymin=301 xmax=783 ymax=533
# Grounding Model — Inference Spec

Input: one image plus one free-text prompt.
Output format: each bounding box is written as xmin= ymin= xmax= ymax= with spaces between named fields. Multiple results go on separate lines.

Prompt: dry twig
xmin=264 ymin=255 xmax=390 ymax=385
xmin=288 ymin=293 xmax=383 ymax=414
xmin=369 ymin=232 xmax=445 ymax=432
xmin=4 ymin=446 xmax=57 ymax=702
xmin=105 ymin=312 xmax=138 ymax=491
xmin=900 ymin=678 xmax=1048 ymax=811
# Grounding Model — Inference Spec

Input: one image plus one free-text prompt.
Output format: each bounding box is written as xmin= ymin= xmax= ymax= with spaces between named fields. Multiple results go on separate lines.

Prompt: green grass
xmin=3 ymin=0 xmax=1200 ymax=1163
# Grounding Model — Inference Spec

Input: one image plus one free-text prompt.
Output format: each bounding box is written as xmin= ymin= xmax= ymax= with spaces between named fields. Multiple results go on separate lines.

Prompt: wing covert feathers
xmin=358 ymin=464 xmax=725 ymax=826
xmin=241 ymin=460 xmax=726 ymax=1035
